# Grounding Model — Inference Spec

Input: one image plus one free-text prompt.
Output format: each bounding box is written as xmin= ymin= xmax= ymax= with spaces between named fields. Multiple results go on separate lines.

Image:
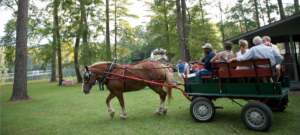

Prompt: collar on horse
xmin=101 ymin=61 xmax=116 ymax=84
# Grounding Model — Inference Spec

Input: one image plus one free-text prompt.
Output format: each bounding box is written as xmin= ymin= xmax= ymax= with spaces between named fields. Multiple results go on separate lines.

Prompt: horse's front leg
xmin=116 ymin=93 xmax=127 ymax=120
xmin=106 ymin=92 xmax=116 ymax=118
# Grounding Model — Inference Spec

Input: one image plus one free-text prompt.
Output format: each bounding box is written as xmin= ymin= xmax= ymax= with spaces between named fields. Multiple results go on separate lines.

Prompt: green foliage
xmin=284 ymin=4 xmax=298 ymax=16
xmin=261 ymin=0 xmax=278 ymax=23
xmin=145 ymin=0 xmax=175 ymax=57
xmin=144 ymin=0 xmax=223 ymax=61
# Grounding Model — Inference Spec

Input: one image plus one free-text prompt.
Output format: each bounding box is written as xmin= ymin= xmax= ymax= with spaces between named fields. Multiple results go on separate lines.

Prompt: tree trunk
xmin=240 ymin=2 xmax=248 ymax=32
xmin=165 ymin=16 xmax=171 ymax=62
xmin=239 ymin=20 xmax=244 ymax=33
xmin=115 ymin=0 xmax=117 ymax=59
xmin=254 ymin=0 xmax=260 ymax=28
xmin=298 ymin=42 xmax=300 ymax=68
xmin=266 ymin=0 xmax=271 ymax=24
xmin=86 ymin=9 xmax=91 ymax=65
xmin=106 ymin=0 xmax=112 ymax=61
xmin=80 ymin=1 xmax=89 ymax=65
xmin=199 ymin=0 xmax=204 ymax=25
xmin=164 ymin=0 xmax=171 ymax=62
xmin=295 ymin=0 xmax=300 ymax=13
xmin=50 ymin=48 xmax=57 ymax=82
xmin=181 ymin=0 xmax=190 ymax=62
xmin=258 ymin=0 xmax=266 ymax=25
xmin=53 ymin=0 xmax=63 ymax=86
xmin=50 ymin=0 xmax=57 ymax=82
xmin=10 ymin=0 xmax=30 ymax=101
xmin=277 ymin=0 xmax=285 ymax=19
xmin=219 ymin=0 xmax=224 ymax=41
xmin=74 ymin=17 xmax=83 ymax=83
xmin=175 ymin=0 xmax=185 ymax=61
xmin=57 ymin=31 xmax=63 ymax=86
xmin=74 ymin=35 xmax=82 ymax=83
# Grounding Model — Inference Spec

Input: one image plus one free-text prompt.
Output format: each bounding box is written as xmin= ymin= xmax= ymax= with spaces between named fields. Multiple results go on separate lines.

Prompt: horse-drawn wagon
xmin=185 ymin=58 xmax=290 ymax=131
xmin=82 ymin=58 xmax=289 ymax=132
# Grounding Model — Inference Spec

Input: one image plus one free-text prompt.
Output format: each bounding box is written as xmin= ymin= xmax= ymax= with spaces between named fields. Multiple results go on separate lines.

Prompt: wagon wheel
xmin=190 ymin=97 xmax=215 ymax=122
xmin=266 ymin=95 xmax=289 ymax=112
xmin=241 ymin=101 xmax=274 ymax=131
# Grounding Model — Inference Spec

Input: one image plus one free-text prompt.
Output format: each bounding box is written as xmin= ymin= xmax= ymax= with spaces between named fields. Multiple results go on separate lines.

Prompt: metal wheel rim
xmin=193 ymin=101 xmax=212 ymax=121
xmin=245 ymin=107 xmax=267 ymax=128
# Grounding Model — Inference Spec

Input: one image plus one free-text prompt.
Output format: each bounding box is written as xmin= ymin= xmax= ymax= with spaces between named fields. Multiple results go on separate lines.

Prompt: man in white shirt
xmin=262 ymin=36 xmax=282 ymax=82
xmin=236 ymin=36 xmax=283 ymax=82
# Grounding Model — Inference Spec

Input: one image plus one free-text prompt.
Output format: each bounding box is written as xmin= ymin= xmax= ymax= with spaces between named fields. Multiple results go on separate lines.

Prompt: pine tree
xmin=175 ymin=0 xmax=185 ymax=61
xmin=277 ymin=0 xmax=285 ymax=19
xmin=10 ymin=0 xmax=31 ymax=101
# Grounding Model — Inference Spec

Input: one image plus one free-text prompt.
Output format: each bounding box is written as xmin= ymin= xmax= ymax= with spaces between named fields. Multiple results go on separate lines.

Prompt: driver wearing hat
xmin=196 ymin=43 xmax=216 ymax=83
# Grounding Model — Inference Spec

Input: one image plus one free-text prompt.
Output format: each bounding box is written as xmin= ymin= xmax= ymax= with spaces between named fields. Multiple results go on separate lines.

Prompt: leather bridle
xmin=83 ymin=62 xmax=116 ymax=87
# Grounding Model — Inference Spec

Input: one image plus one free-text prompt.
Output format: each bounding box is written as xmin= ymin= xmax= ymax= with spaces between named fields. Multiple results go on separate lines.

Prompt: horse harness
xmin=105 ymin=60 xmax=166 ymax=92
xmin=83 ymin=62 xmax=116 ymax=87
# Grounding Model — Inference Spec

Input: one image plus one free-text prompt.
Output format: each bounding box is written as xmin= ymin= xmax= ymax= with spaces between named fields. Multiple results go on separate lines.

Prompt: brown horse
xmin=81 ymin=61 xmax=173 ymax=120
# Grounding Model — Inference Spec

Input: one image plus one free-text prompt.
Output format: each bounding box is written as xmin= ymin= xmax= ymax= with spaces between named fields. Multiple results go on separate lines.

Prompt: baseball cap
xmin=202 ymin=43 xmax=212 ymax=49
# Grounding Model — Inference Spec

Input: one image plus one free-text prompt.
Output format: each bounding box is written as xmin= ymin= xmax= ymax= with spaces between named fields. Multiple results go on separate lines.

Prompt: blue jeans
xmin=98 ymin=81 xmax=104 ymax=91
xmin=196 ymin=69 xmax=211 ymax=83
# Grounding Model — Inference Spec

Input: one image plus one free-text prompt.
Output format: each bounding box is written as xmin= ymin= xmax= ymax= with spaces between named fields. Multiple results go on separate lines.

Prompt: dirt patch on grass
xmin=0 ymin=91 xmax=7 ymax=94
xmin=1 ymin=84 xmax=13 ymax=87
xmin=2 ymin=99 xmax=41 ymax=104
xmin=288 ymin=91 xmax=300 ymax=95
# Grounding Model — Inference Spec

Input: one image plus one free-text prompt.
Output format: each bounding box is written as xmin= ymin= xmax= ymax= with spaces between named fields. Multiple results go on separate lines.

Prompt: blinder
xmin=83 ymin=68 xmax=103 ymax=87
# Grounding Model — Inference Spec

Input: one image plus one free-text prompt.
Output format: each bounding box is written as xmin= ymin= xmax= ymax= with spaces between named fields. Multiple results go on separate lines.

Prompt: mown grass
xmin=1 ymin=75 xmax=300 ymax=134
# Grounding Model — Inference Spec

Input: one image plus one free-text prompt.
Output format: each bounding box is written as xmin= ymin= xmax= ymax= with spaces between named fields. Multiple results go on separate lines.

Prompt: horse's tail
xmin=162 ymin=64 xmax=173 ymax=103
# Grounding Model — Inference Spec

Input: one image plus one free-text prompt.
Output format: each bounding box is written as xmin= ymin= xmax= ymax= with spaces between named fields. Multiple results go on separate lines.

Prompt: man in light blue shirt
xmin=175 ymin=61 xmax=185 ymax=82
xmin=236 ymin=36 xmax=283 ymax=82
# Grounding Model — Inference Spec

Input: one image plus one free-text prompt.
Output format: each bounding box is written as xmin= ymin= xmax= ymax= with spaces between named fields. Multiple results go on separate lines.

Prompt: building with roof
xmin=146 ymin=48 xmax=169 ymax=63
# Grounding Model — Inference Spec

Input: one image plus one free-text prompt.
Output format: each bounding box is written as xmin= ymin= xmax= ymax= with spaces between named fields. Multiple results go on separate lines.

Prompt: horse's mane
xmin=89 ymin=60 xmax=163 ymax=68
xmin=89 ymin=61 xmax=121 ymax=68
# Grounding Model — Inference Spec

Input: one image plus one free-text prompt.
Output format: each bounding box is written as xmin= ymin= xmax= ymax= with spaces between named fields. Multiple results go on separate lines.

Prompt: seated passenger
xmin=192 ymin=58 xmax=200 ymax=72
xmin=196 ymin=43 xmax=216 ymax=83
xmin=210 ymin=41 xmax=235 ymax=70
xmin=229 ymin=36 xmax=283 ymax=83
xmin=228 ymin=40 xmax=252 ymax=70
xmin=228 ymin=40 xmax=252 ymax=83
xmin=262 ymin=36 xmax=281 ymax=82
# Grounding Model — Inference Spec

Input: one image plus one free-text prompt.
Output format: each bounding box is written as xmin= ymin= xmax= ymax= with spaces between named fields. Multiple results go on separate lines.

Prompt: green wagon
xmin=183 ymin=59 xmax=290 ymax=131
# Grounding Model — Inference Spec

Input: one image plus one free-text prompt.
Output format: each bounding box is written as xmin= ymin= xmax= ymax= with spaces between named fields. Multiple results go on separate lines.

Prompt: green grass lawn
xmin=1 ymin=75 xmax=300 ymax=134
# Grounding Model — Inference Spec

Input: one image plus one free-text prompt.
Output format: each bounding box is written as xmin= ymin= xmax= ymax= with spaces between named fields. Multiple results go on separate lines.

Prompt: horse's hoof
xmin=110 ymin=112 xmax=115 ymax=118
xmin=163 ymin=108 xmax=167 ymax=115
xmin=155 ymin=111 xmax=161 ymax=115
xmin=119 ymin=117 xmax=126 ymax=120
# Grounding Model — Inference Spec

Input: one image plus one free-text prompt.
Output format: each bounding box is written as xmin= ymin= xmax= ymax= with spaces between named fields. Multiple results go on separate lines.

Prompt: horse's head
xmin=82 ymin=66 xmax=98 ymax=94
